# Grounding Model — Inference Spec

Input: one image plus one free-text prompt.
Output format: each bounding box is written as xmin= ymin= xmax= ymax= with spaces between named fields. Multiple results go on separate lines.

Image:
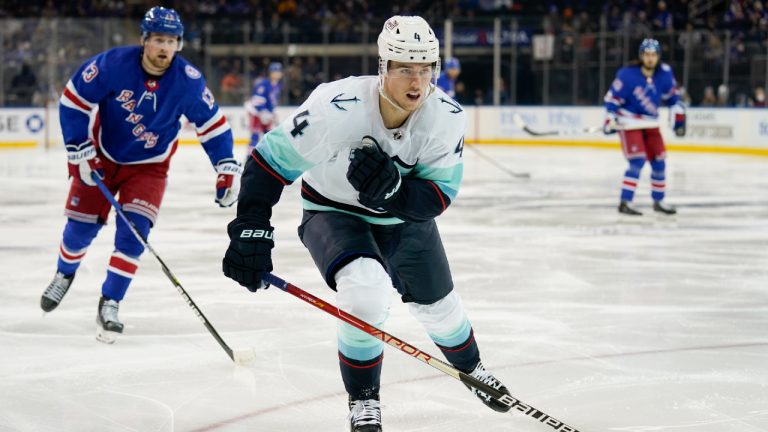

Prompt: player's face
xmin=269 ymin=70 xmax=283 ymax=82
xmin=446 ymin=67 xmax=460 ymax=80
xmin=142 ymin=33 xmax=179 ymax=72
xmin=640 ymin=51 xmax=659 ymax=70
xmin=384 ymin=61 xmax=435 ymax=111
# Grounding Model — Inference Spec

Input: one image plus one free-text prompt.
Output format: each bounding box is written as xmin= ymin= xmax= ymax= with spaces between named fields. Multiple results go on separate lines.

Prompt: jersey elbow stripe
xmin=251 ymin=151 xmax=290 ymax=186
xmin=61 ymin=84 xmax=95 ymax=114
xmin=196 ymin=111 xmax=226 ymax=134
xmin=427 ymin=180 xmax=448 ymax=212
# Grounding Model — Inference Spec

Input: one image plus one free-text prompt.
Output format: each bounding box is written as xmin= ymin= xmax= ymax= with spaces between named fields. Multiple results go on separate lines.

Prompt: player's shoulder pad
xmin=172 ymin=55 xmax=206 ymax=87
xmin=93 ymin=46 xmax=139 ymax=71
xmin=313 ymin=76 xmax=369 ymax=113
xmin=428 ymin=86 xmax=466 ymax=118
xmin=419 ymin=87 xmax=466 ymax=145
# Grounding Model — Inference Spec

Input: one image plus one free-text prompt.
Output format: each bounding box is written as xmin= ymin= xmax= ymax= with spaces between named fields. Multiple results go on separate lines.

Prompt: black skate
xmin=653 ymin=200 xmax=677 ymax=215
xmin=96 ymin=296 xmax=124 ymax=344
xmin=41 ymin=271 xmax=75 ymax=312
xmin=348 ymin=395 xmax=382 ymax=432
xmin=618 ymin=201 xmax=643 ymax=216
xmin=465 ymin=361 xmax=512 ymax=413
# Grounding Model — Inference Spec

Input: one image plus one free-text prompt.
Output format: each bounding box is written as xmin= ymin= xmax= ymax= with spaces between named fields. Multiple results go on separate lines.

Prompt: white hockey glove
xmin=215 ymin=158 xmax=243 ymax=208
xmin=603 ymin=112 xmax=619 ymax=135
xmin=66 ymin=140 xmax=104 ymax=186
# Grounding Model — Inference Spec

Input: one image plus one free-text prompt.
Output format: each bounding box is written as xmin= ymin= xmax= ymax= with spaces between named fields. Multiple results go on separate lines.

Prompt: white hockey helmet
xmin=377 ymin=16 xmax=441 ymax=106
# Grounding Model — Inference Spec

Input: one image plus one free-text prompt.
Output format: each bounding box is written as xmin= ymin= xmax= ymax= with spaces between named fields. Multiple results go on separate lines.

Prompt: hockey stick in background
xmin=465 ymin=142 xmax=531 ymax=179
xmin=91 ymin=173 xmax=255 ymax=366
xmin=264 ymin=273 xmax=582 ymax=432
xmin=513 ymin=113 xmax=647 ymax=137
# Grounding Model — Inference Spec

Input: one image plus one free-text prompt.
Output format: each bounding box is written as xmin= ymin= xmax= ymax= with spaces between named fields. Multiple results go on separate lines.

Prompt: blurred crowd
xmin=1 ymin=0 xmax=766 ymax=108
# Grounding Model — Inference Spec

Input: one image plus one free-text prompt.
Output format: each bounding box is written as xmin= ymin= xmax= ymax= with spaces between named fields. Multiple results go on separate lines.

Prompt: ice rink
xmin=1 ymin=144 xmax=766 ymax=432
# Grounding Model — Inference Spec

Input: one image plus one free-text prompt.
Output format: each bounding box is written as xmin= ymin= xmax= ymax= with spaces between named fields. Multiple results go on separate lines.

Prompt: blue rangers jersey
xmin=60 ymin=46 xmax=233 ymax=165
xmin=245 ymin=77 xmax=282 ymax=123
xmin=603 ymin=63 xmax=681 ymax=129
xmin=436 ymin=72 xmax=456 ymax=98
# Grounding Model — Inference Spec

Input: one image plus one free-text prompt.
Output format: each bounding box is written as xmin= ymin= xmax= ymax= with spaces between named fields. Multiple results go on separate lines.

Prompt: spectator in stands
xmin=700 ymin=86 xmax=717 ymax=106
xmin=9 ymin=63 xmax=37 ymax=106
xmin=716 ymin=84 xmax=730 ymax=106
xmin=652 ymin=1 xmax=673 ymax=31
xmin=220 ymin=61 xmax=243 ymax=105
xmin=753 ymin=87 xmax=766 ymax=107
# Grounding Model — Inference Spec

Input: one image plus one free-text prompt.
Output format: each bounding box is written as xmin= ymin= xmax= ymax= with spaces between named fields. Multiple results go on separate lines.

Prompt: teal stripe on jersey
xmin=302 ymin=199 xmax=404 ymax=225
xmin=428 ymin=318 xmax=472 ymax=348
xmin=256 ymin=128 xmax=314 ymax=182
xmin=338 ymin=322 xmax=385 ymax=361
xmin=412 ymin=162 xmax=463 ymax=200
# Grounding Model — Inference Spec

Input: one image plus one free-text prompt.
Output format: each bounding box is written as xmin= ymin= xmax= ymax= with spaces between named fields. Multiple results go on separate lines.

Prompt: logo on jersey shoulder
xmin=439 ymin=97 xmax=462 ymax=114
xmin=612 ymin=78 xmax=623 ymax=91
xmin=202 ymin=87 xmax=215 ymax=110
xmin=82 ymin=61 xmax=99 ymax=83
xmin=331 ymin=93 xmax=360 ymax=111
xmin=115 ymin=90 xmax=134 ymax=102
xmin=185 ymin=65 xmax=202 ymax=79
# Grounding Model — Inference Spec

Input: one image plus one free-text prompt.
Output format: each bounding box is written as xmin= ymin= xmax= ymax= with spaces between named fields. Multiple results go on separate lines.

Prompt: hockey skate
xmin=41 ymin=271 xmax=75 ymax=312
xmin=618 ymin=201 xmax=642 ymax=216
xmin=465 ymin=361 xmax=512 ymax=413
xmin=96 ymin=296 xmax=124 ymax=344
xmin=347 ymin=395 xmax=382 ymax=432
xmin=653 ymin=200 xmax=677 ymax=215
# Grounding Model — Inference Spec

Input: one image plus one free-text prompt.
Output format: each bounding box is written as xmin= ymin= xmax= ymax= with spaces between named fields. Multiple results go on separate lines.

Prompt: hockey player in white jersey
xmin=223 ymin=15 xmax=510 ymax=431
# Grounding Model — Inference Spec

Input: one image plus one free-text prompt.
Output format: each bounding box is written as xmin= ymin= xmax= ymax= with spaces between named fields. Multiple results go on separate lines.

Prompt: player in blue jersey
xmin=603 ymin=38 xmax=685 ymax=216
xmin=244 ymin=62 xmax=283 ymax=159
xmin=436 ymin=56 xmax=460 ymax=98
xmin=222 ymin=16 xmax=510 ymax=431
xmin=40 ymin=6 xmax=241 ymax=344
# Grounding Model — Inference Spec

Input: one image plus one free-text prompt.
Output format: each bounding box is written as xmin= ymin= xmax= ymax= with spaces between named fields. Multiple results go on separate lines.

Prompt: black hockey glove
xmin=223 ymin=217 xmax=274 ymax=291
xmin=346 ymin=136 xmax=402 ymax=209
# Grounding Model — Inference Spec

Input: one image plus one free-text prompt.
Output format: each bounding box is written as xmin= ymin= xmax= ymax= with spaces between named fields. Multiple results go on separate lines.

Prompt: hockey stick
xmin=91 ymin=173 xmax=255 ymax=365
xmin=465 ymin=143 xmax=531 ymax=179
xmin=264 ymin=273 xmax=582 ymax=432
xmin=513 ymin=113 xmax=646 ymax=137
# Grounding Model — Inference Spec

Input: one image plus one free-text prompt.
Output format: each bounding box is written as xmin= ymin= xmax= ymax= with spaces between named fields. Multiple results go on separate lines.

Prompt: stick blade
xmin=233 ymin=348 xmax=256 ymax=366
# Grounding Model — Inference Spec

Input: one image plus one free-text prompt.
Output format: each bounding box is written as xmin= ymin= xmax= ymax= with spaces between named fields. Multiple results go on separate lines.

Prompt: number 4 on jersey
xmin=291 ymin=110 xmax=310 ymax=137
xmin=455 ymin=137 xmax=464 ymax=157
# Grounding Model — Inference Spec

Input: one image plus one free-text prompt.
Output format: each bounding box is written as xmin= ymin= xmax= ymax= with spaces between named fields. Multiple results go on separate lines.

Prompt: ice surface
xmin=1 ymin=144 xmax=766 ymax=431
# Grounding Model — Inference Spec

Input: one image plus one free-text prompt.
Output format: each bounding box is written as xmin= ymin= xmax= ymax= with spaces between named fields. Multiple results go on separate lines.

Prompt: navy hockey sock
xmin=435 ymin=329 xmax=480 ymax=373
xmin=339 ymin=352 xmax=383 ymax=400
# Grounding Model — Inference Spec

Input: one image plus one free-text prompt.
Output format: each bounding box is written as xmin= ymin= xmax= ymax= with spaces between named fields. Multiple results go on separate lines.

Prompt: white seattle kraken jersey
xmin=255 ymin=76 xmax=466 ymax=224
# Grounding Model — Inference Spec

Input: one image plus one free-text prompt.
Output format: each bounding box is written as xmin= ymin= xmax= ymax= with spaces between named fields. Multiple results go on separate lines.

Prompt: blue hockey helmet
xmin=638 ymin=38 xmax=661 ymax=57
xmin=140 ymin=6 xmax=184 ymax=50
xmin=444 ymin=57 xmax=460 ymax=70
xmin=268 ymin=62 xmax=283 ymax=73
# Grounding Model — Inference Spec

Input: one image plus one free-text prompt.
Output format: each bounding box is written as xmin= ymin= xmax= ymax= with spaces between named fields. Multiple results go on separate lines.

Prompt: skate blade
xmin=653 ymin=212 xmax=678 ymax=227
xmin=616 ymin=214 xmax=651 ymax=225
xmin=96 ymin=324 xmax=119 ymax=344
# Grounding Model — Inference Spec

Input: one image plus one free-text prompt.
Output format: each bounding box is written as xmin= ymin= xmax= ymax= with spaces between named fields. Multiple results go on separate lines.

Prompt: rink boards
xmin=1 ymin=105 xmax=767 ymax=155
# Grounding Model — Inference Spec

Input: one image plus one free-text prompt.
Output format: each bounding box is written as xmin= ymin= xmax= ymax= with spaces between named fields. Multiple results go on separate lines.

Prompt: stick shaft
xmin=92 ymin=174 xmax=235 ymax=362
xmin=264 ymin=273 xmax=582 ymax=432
